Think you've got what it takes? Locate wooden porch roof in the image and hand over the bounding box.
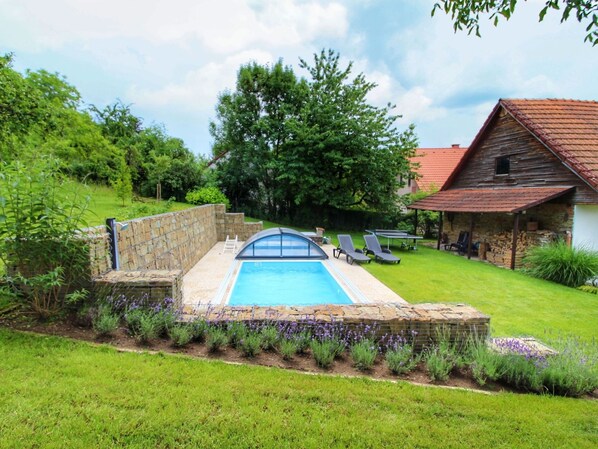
[409,186,574,213]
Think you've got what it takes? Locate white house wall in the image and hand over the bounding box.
[572,205,598,251]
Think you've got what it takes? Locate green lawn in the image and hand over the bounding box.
[1,329,596,449]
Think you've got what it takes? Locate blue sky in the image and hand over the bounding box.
[1,0,596,156]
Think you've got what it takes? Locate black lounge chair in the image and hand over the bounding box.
[445,231,469,255]
[363,235,401,264]
[333,235,371,265]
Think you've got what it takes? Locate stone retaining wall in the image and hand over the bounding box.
[94,270,183,309]
[185,303,490,349]
[86,204,262,304]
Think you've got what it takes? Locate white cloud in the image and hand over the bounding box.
[0,0,348,53]
[128,50,275,112]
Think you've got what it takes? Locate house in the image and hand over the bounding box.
[397,145,467,195]
[410,99,598,269]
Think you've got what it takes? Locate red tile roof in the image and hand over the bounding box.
[445,99,598,191]
[501,99,598,191]
[410,147,466,191]
[410,187,574,213]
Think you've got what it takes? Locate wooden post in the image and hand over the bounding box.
[436,211,443,250]
[414,209,419,235]
[467,213,475,259]
[511,213,520,270]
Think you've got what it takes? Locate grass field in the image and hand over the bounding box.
[1,329,596,449]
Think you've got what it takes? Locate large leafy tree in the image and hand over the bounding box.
[432,0,598,45]
[211,50,417,221]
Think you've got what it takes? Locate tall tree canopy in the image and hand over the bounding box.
[432,0,598,45]
[210,50,417,223]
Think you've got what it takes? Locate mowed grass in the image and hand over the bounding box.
[1,329,597,449]
[321,234,598,341]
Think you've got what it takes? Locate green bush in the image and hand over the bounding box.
[350,339,378,371]
[279,338,300,360]
[385,344,419,375]
[523,241,598,287]
[260,326,279,351]
[135,312,161,344]
[467,340,503,386]
[226,322,248,349]
[295,331,312,354]
[191,318,209,342]
[240,332,262,358]
[577,285,598,294]
[92,305,119,337]
[206,327,229,353]
[310,340,335,369]
[169,324,193,347]
[185,187,230,210]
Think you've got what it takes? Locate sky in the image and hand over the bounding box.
[1,0,596,156]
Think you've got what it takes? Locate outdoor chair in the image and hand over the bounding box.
[445,231,469,255]
[333,235,371,265]
[363,234,400,264]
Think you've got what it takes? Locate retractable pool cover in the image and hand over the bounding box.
[235,228,328,260]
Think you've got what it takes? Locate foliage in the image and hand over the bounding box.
[185,186,230,209]
[279,338,300,360]
[260,325,279,351]
[399,190,439,237]
[577,284,598,294]
[191,318,209,342]
[240,332,263,358]
[310,340,336,369]
[523,240,598,287]
[206,326,229,352]
[467,339,503,386]
[0,158,90,318]
[111,159,133,206]
[169,324,193,348]
[119,197,176,221]
[432,0,598,45]
[425,330,461,381]
[92,305,120,337]
[211,50,417,222]
[385,342,420,375]
[350,339,378,371]
[226,321,248,349]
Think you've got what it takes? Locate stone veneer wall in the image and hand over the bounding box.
[187,303,490,350]
[86,204,262,307]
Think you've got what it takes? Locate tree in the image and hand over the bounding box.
[432,0,598,45]
[210,50,417,222]
[111,160,133,206]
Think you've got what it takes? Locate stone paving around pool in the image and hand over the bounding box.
[182,241,407,309]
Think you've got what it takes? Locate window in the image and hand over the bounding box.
[495,156,510,175]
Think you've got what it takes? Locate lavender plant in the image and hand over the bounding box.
[260,325,279,351]
[350,338,378,371]
[92,305,119,337]
[206,326,229,353]
[191,318,209,342]
[385,336,420,375]
[226,322,248,349]
[279,338,300,360]
[169,324,193,347]
[310,340,335,369]
[240,332,262,358]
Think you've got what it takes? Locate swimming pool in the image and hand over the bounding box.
[227,261,353,306]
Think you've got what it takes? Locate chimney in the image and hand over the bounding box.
[451,144,460,148]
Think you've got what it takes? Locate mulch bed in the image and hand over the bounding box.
[1,312,511,394]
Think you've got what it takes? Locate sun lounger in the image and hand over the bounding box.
[333,235,371,265]
[363,234,401,264]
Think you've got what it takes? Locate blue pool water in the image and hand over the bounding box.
[228,261,353,306]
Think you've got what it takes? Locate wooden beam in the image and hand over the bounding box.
[467,213,475,259]
[437,211,443,250]
[414,209,419,235]
[511,212,520,270]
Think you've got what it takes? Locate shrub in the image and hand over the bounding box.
[385,343,419,375]
[92,305,119,337]
[124,308,145,335]
[155,308,178,337]
[226,322,248,349]
[260,325,279,351]
[330,338,346,359]
[425,346,456,382]
[467,340,503,386]
[310,340,335,369]
[578,285,598,294]
[240,332,262,358]
[350,339,378,371]
[497,353,543,392]
[279,338,300,360]
[523,240,598,287]
[206,327,229,353]
[295,331,312,354]
[135,312,161,344]
[185,187,230,210]
[169,324,193,347]
[191,318,209,342]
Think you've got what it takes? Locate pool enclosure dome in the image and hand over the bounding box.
[236,228,328,260]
